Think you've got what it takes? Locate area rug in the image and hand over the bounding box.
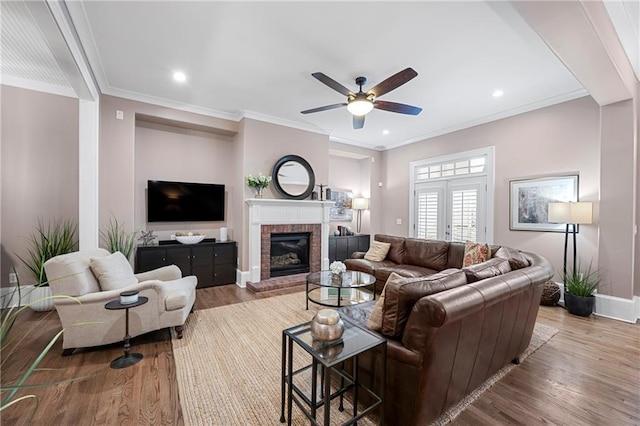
[172,293,558,425]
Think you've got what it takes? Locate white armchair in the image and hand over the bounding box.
[43,248,197,355]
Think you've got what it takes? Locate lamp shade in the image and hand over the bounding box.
[347,100,374,116]
[352,197,369,210]
[548,202,593,224]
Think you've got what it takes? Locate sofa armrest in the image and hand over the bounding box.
[351,251,366,259]
[135,265,182,282]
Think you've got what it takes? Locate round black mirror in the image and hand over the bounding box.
[272,155,315,200]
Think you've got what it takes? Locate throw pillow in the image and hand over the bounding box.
[461,258,512,283]
[364,240,392,262]
[494,246,530,270]
[462,241,491,267]
[90,251,138,291]
[366,272,401,331]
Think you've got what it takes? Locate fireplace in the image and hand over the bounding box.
[270,232,310,277]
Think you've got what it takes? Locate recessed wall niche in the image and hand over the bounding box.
[133,116,234,240]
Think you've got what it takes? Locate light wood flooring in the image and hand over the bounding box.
[1,285,638,425]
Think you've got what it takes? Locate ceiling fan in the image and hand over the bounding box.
[301,67,422,129]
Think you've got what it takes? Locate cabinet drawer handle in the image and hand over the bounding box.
[162,258,166,261]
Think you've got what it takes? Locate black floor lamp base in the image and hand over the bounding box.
[110,353,143,369]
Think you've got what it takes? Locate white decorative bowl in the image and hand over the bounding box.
[176,234,205,244]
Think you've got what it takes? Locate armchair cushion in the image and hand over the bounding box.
[90,251,138,291]
[44,249,108,297]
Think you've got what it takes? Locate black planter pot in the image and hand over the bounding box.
[564,292,595,317]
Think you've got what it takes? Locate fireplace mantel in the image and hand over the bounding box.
[246,199,333,284]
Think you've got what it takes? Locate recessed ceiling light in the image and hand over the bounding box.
[382,129,390,135]
[492,90,504,98]
[173,71,187,82]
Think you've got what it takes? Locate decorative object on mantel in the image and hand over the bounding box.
[271,155,315,200]
[246,173,272,198]
[316,184,326,200]
[310,309,344,341]
[175,232,205,244]
[139,230,157,246]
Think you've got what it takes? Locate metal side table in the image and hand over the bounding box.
[281,316,386,426]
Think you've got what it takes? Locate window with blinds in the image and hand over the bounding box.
[451,189,478,242]
[416,191,439,240]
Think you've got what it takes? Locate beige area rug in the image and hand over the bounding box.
[172,293,558,425]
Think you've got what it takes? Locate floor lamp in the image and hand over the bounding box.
[548,201,593,286]
[352,197,369,234]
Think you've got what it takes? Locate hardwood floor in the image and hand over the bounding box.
[1,284,638,425]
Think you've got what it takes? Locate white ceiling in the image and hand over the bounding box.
[3,1,637,150]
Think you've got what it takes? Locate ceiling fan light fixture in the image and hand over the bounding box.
[347,99,374,116]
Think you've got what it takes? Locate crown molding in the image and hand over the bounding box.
[101,86,240,121]
[240,110,329,136]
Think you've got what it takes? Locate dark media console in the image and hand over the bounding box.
[135,240,237,288]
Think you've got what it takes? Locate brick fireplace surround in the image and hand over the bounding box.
[261,224,320,279]
[246,199,333,286]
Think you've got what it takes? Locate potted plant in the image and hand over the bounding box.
[16,219,78,311]
[100,215,137,260]
[563,261,600,317]
[246,173,272,198]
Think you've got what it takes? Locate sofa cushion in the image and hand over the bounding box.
[367,272,400,331]
[345,258,396,277]
[376,264,439,281]
[90,251,138,291]
[494,246,530,270]
[382,268,467,338]
[364,240,391,261]
[462,258,512,283]
[463,241,491,267]
[374,234,406,264]
[403,238,450,271]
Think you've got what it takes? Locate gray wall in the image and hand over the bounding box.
[1,85,79,285]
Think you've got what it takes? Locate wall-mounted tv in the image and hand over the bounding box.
[147,180,225,222]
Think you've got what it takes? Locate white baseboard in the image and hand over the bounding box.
[236,270,249,288]
[557,283,639,324]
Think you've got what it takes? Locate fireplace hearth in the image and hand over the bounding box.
[270,232,310,277]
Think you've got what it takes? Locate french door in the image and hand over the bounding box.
[414,176,486,242]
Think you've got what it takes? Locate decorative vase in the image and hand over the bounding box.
[310,309,344,341]
[29,285,55,312]
[564,292,595,317]
[254,187,263,198]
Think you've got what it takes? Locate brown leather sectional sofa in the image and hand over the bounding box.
[340,235,554,425]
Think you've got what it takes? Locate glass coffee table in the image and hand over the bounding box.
[305,270,376,310]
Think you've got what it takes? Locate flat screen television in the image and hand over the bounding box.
[147,180,225,222]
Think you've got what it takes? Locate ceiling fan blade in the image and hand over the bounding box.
[368,68,418,98]
[301,103,347,114]
[353,115,365,129]
[374,100,422,115]
[312,72,353,96]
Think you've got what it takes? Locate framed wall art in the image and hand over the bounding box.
[509,175,578,232]
[328,189,353,222]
